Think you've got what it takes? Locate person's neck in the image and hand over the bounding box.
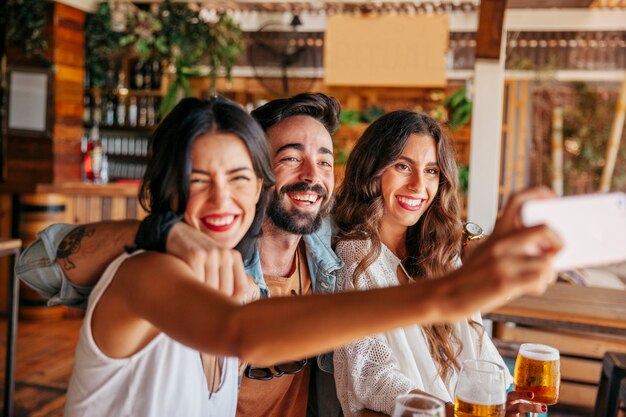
[378,221,408,260]
[258,219,302,277]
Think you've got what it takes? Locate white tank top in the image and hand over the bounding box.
[64,251,238,417]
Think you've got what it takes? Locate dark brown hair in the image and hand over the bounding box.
[251,92,341,134]
[335,110,481,381]
[139,96,275,264]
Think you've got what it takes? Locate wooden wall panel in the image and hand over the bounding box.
[3,2,84,192]
[53,2,85,25]
[50,2,85,185]
[0,137,53,193]
[63,195,145,224]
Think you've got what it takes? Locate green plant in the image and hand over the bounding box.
[444,87,472,130]
[339,110,362,126]
[6,0,50,65]
[561,82,626,193]
[361,106,385,123]
[119,9,167,61]
[458,165,469,194]
[340,107,386,126]
[85,1,245,114]
[206,13,244,88]
[86,4,126,87]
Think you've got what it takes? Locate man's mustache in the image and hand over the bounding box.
[279,182,327,199]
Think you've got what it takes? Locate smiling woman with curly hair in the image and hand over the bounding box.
[333,110,547,417]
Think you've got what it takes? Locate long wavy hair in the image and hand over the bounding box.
[335,110,480,382]
[139,96,275,265]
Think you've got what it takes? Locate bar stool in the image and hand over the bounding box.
[0,239,21,417]
[593,351,626,417]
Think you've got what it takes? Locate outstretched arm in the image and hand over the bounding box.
[100,220,561,366]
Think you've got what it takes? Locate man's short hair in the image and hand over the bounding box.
[251,93,341,135]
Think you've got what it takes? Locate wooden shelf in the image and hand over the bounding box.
[36,181,141,197]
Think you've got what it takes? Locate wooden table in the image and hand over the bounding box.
[485,282,626,410]
[0,239,21,417]
[485,283,626,337]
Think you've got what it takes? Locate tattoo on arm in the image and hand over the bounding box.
[56,226,96,271]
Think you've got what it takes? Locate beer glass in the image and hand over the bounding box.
[514,343,560,416]
[454,360,506,417]
[392,393,445,417]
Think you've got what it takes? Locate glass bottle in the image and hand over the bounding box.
[83,70,92,125]
[147,96,156,126]
[84,124,104,182]
[134,61,144,89]
[138,96,148,126]
[129,96,138,127]
[152,59,161,90]
[93,95,102,125]
[104,93,116,127]
[116,95,126,126]
[143,61,152,90]
[83,91,92,126]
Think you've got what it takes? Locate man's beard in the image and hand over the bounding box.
[267,182,332,235]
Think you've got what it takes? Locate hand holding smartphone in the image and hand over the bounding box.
[521,192,626,271]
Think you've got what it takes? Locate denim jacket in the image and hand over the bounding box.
[16,223,94,310]
[245,217,344,374]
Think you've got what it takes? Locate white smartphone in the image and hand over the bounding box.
[521,192,626,271]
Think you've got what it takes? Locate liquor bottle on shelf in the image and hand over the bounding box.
[93,95,102,126]
[104,93,116,127]
[83,70,93,125]
[106,63,117,90]
[116,95,126,126]
[133,60,144,90]
[143,61,152,90]
[84,124,104,183]
[129,96,138,127]
[83,91,92,126]
[138,96,148,127]
[117,69,126,91]
[147,97,156,126]
[152,60,161,90]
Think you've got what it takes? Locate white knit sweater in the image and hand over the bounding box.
[333,239,512,417]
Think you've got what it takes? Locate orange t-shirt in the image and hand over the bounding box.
[236,244,313,417]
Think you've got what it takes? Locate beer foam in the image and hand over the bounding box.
[520,343,560,362]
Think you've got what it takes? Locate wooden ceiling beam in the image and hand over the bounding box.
[475,0,507,60]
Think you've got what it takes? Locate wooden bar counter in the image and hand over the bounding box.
[35,181,146,225]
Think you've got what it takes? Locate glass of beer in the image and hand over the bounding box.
[513,343,560,414]
[392,393,445,417]
[454,360,506,417]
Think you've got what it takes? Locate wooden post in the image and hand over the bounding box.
[467,0,508,232]
[599,75,626,192]
[551,107,564,196]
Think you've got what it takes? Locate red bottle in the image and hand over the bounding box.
[84,124,103,182]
